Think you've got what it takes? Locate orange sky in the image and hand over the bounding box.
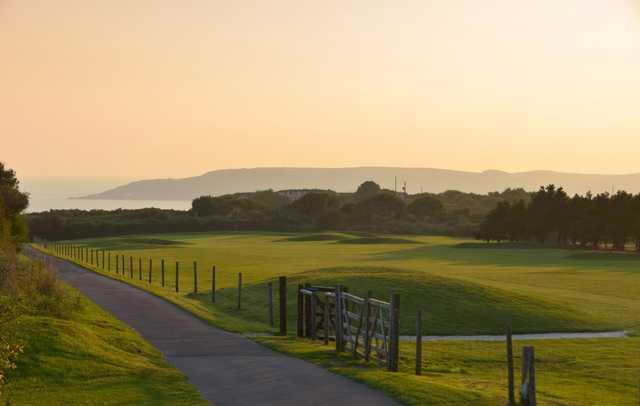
[2,0,640,179]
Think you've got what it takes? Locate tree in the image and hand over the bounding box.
[288,192,340,220]
[355,181,381,200]
[408,196,444,221]
[0,163,29,246]
[353,192,406,222]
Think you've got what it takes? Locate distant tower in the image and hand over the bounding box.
[394,176,397,194]
[402,181,407,195]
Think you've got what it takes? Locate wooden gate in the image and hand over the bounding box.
[298,285,399,371]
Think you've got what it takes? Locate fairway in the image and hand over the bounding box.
[52,232,640,336]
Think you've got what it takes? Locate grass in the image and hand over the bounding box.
[1,284,207,405]
[35,232,640,404]
[44,232,640,336]
[255,336,640,406]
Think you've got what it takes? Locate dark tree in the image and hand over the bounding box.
[355,181,381,200]
[408,196,444,221]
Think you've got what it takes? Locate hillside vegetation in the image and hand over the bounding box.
[28,183,530,240]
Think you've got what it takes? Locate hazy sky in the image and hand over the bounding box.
[2,0,640,180]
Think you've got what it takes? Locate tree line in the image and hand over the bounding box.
[28,182,530,240]
[477,184,640,250]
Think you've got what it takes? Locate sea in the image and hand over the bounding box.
[21,177,191,213]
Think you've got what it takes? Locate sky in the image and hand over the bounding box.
[2,0,640,181]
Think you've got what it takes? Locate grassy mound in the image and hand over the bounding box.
[78,237,190,251]
[336,237,420,245]
[278,234,347,242]
[454,242,538,249]
[121,237,186,246]
[1,291,205,405]
[200,266,608,335]
[289,267,606,335]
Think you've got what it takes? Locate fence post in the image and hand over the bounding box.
[507,325,516,406]
[193,261,198,293]
[121,255,125,275]
[267,282,274,327]
[116,254,119,273]
[102,250,105,269]
[148,258,153,283]
[416,310,422,375]
[310,292,317,340]
[161,259,165,287]
[279,276,287,336]
[211,265,216,302]
[108,252,111,271]
[521,346,536,406]
[304,283,312,338]
[138,258,142,280]
[297,284,304,337]
[237,272,242,310]
[323,295,330,345]
[364,290,372,362]
[175,262,179,293]
[388,293,400,372]
[335,285,344,353]
[129,256,133,278]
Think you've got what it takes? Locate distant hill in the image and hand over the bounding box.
[76,167,640,201]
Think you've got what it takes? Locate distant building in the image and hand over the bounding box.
[277,189,333,202]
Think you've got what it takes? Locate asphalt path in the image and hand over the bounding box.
[26,248,398,406]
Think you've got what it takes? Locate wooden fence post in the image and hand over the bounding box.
[116,254,119,273]
[304,283,312,337]
[507,325,516,406]
[121,255,124,275]
[148,258,153,283]
[193,261,198,293]
[388,293,400,372]
[129,256,133,278]
[279,276,287,336]
[102,250,105,269]
[211,265,216,302]
[416,309,422,375]
[323,296,330,345]
[237,272,243,310]
[297,284,304,337]
[364,290,372,362]
[161,259,165,287]
[267,282,274,327]
[310,292,317,340]
[138,258,142,280]
[175,262,179,293]
[521,346,536,406]
[335,285,344,353]
[107,252,111,271]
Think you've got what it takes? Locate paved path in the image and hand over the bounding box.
[27,248,397,406]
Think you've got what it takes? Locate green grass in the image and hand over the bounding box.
[45,232,640,336]
[1,285,207,406]
[255,336,640,406]
[37,232,640,405]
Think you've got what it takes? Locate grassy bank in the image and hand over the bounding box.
[0,257,206,405]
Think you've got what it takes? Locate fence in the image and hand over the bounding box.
[298,284,400,371]
[40,240,541,401]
